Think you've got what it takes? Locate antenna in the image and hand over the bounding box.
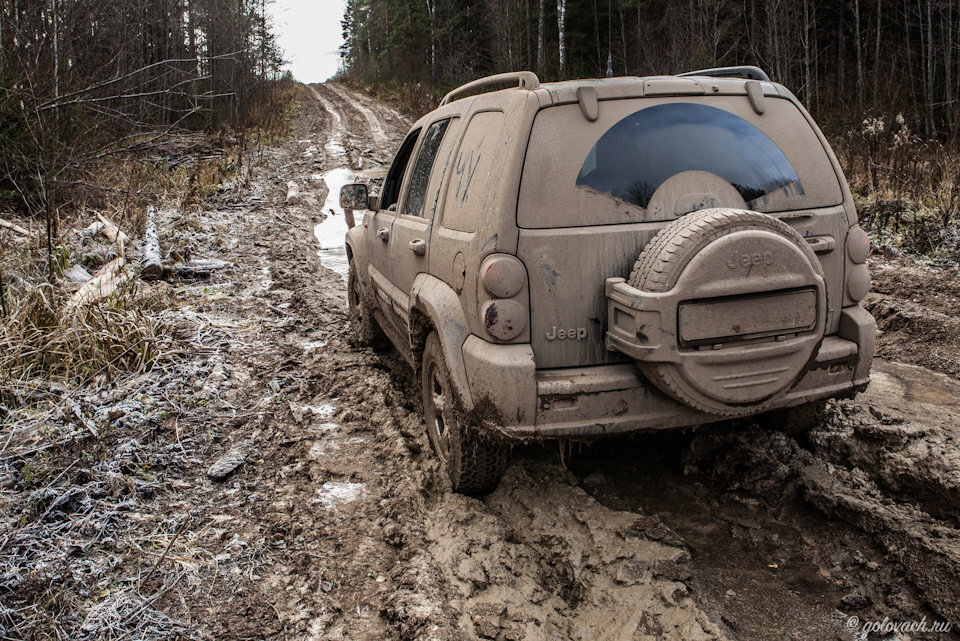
[606,0,613,77]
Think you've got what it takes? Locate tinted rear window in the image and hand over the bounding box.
[518,96,843,228]
[577,103,803,209]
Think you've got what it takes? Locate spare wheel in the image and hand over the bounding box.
[616,208,826,416]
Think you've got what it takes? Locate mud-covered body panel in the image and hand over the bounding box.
[344,70,875,438]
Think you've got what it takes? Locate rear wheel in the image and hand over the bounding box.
[421,333,508,494]
[348,261,387,348]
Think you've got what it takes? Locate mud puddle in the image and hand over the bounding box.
[568,433,853,640]
[313,166,387,277]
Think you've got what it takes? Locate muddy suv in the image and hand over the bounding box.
[340,67,876,494]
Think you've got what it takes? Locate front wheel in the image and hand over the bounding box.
[347,261,387,348]
[421,333,508,494]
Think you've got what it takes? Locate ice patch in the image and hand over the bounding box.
[304,403,336,419]
[308,441,339,458]
[315,481,365,507]
[302,340,328,352]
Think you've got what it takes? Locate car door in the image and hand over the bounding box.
[387,117,461,325]
[367,127,421,336]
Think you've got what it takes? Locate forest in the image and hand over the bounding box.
[0,0,287,217]
[341,0,960,258]
[341,0,959,136]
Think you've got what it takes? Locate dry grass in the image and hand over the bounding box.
[835,115,960,261]
[0,284,181,389]
[337,74,442,119]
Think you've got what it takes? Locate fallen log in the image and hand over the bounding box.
[141,205,164,280]
[285,181,300,204]
[95,213,129,258]
[66,256,132,309]
[174,258,232,279]
[0,218,30,237]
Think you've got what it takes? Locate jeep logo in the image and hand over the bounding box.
[546,326,587,341]
[726,251,773,270]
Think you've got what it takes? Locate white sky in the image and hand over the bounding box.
[269,0,348,84]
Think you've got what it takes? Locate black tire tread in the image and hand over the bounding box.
[422,333,508,494]
[348,261,388,348]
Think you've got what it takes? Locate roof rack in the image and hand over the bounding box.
[440,71,541,106]
[677,66,771,82]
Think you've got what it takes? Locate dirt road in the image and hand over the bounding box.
[3,84,958,640]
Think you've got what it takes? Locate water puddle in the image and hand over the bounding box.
[314,166,388,278]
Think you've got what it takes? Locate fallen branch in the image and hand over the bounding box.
[141,206,164,280]
[174,259,232,279]
[0,218,31,237]
[95,213,129,258]
[285,181,300,204]
[66,256,132,309]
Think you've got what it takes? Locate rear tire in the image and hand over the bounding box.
[627,208,825,416]
[421,333,508,494]
[348,261,387,348]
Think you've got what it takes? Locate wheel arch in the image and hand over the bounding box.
[409,273,475,412]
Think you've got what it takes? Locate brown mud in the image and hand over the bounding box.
[1,83,958,640]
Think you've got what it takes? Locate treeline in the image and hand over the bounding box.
[341,0,960,138]
[0,0,286,214]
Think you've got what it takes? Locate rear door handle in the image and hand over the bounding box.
[409,239,426,256]
[377,228,390,241]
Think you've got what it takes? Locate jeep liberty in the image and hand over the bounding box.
[339,67,876,494]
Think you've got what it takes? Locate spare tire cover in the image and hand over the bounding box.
[629,208,826,415]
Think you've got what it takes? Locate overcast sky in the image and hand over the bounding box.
[269,0,347,84]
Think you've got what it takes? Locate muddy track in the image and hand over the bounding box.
[6,84,958,640]
[229,84,959,640]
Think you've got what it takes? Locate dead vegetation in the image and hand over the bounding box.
[836,115,960,262]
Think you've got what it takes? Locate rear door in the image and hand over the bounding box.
[516,96,847,369]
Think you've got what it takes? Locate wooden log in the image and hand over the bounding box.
[285,181,300,203]
[66,256,132,309]
[95,213,129,258]
[174,259,232,279]
[0,218,30,237]
[141,205,163,280]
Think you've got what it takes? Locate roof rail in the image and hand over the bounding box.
[677,66,771,82]
[440,71,541,106]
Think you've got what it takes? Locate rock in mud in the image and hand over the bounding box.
[207,439,252,480]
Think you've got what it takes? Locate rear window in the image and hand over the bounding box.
[518,97,843,228]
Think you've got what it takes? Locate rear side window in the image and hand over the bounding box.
[577,103,803,208]
[441,111,504,233]
[403,119,450,217]
[518,97,843,228]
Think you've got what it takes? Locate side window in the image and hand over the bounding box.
[403,119,452,218]
[441,111,504,233]
[423,117,461,220]
[381,128,421,211]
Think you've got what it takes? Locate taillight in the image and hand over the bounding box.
[846,225,870,264]
[479,254,527,341]
[481,255,525,298]
[845,225,871,302]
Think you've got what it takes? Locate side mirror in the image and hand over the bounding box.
[339,183,369,210]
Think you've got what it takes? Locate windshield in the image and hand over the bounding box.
[576,103,803,209]
[518,96,843,228]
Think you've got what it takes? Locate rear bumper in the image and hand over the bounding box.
[461,304,875,440]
